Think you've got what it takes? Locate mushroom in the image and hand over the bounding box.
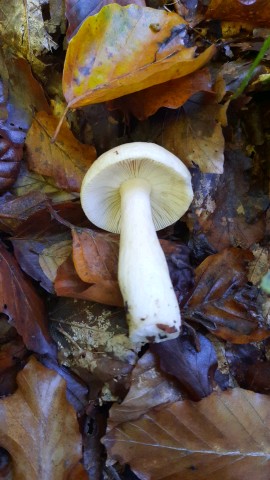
[80,142,193,345]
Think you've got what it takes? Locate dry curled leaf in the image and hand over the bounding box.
[103,388,270,480]
[26,111,96,192]
[63,4,216,109]
[0,357,85,480]
[184,247,270,343]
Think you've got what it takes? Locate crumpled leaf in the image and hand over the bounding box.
[0,191,49,234]
[66,0,146,40]
[157,93,225,173]
[109,68,213,120]
[103,388,270,480]
[0,357,85,480]
[206,0,270,27]
[63,4,216,109]
[184,247,270,343]
[152,330,217,400]
[0,242,55,356]
[55,255,123,306]
[108,350,182,427]
[26,111,96,192]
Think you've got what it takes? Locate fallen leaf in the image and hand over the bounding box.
[157,93,225,173]
[206,0,270,27]
[0,242,55,355]
[39,239,73,283]
[103,388,270,480]
[109,68,213,120]
[26,111,96,192]
[66,0,146,40]
[109,350,182,427]
[0,335,28,397]
[55,255,123,306]
[72,227,119,283]
[0,191,49,234]
[63,4,216,109]
[0,357,85,480]
[152,330,217,400]
[184,247,270,343]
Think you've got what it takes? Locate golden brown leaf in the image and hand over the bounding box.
[0,357,85,480]
[26,111,96,192]
[103,388,270,480]
[63,4,216,109]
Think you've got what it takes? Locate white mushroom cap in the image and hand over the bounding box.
[80,142,193,233]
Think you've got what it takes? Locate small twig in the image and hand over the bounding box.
[231,35,270,100]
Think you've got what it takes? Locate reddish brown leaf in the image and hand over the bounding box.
[0,357,86,480]
[152,330,217,400]
[206,0,270,26]
[66,0,146,40]
[26,111,96,192]
[103,388,270,480]
[0,335,28,396]
[0,242,55,355]
[72,228,119,283]
[184,248,270,343]
[55,255,123,306]
[109,68,213,120]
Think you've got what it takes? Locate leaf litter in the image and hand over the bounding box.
[0,1,270,479]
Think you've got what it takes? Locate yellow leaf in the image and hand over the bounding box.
[63,4,216,109]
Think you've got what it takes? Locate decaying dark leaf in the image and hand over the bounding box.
[0,129,23,193]
[184,247,270,343]
[152,330,217,400]
[206,0,270,26]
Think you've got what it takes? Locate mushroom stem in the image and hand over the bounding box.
[119,177,181,344]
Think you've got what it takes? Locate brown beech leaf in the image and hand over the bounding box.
[72,228,119,283]
[152,330,217,400]
[109,350,181,427]
[26,111,96,192]
[0,242,55,355]
[0,333,28,397]
[184,248,270,343]
[0,191,49,234]
[66,0,146,40]
[55,255,123,306]
[109,68,213,120]
[103,388,270,480]
[206,0,270,27]
[0,357,85,480]
[157,93,225,174]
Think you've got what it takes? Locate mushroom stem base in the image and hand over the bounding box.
[119,177,181,345]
